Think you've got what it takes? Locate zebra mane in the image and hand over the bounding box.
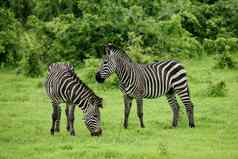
[108,44,132,62]
[90,96,103,108]
[48,63,74,73]
[70,71,103,108]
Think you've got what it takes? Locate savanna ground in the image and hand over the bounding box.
[0,56,238,159]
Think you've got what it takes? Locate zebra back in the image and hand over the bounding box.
[100,44,189,98]
[46,63,102,108]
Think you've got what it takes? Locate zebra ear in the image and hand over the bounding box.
[48,64,53,72]
[68,64,74,72]
[105,43,113,55]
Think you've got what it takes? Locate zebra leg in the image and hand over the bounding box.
[55,106,61,132]
[123,95,133,129]
[166,91,180,127]
[65,104,70,132]
[68,104,76,136]
[136,98,145,128]
[50,103,59,135]
[176,89,195,128]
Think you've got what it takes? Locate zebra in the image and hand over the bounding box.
[45,63,103,136]
[96,43,195,129]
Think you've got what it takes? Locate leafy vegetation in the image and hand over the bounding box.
[0,1,238,158]
[0,0,238,76]
[214,52,237,69]
[206,81,227,97]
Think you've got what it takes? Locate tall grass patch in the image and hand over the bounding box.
[206,81,227,97]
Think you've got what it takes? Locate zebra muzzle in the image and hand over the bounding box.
[95,72,105,83]
[91,128,102,136]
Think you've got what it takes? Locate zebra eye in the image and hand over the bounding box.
[103,61,108,64]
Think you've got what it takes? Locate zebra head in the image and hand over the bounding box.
[84,96,103,136]
[95,43,119,83]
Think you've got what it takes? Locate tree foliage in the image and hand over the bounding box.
[0,8,21,66]
[0,0,237,76]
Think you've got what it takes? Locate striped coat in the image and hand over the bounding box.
[96,44,195,129]
[45,63,103,136]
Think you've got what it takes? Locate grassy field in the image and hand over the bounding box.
[0,56,238,159]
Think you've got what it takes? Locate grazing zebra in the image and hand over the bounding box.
[45,63,103,136]
[96,44,195,128]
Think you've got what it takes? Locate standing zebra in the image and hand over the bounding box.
[45,63,103,136]
[96,44,195,128]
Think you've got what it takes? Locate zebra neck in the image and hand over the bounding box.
[79,96,92,113]
[73,85,95,111]
[79,93,99,114]
[115,60,136,91]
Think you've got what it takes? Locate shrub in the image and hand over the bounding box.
[204,37,238,54]
[206,81,227,97]
[126,32,153,64]
[214,52,237,69]
[203,38,215,54]
[0,8,21,65]
[157,15,203,57]
[19,32,43,77]
[81,58,100,82]
[20,52,43,78]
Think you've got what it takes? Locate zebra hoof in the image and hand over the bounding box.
[189,123,195,128]
[172,123,178,128]
[123,124,128,129]
[50,129,54,135]
[141,125,145,128]
[70,131,75,136]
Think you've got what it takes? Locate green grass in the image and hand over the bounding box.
[0,56,238,159]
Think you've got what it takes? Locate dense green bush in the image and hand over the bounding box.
[0,0,238,77]
[0,8,21,66]
[19,32,44,77]
[214,52,237,69]
[204,37,238,54]
[126,32,152,63]
[206,81,227,97]
[20,52,43,77]
[80,58,100,82]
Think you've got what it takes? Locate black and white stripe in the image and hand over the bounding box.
[96,44,195,128]
[45,63,103,136]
